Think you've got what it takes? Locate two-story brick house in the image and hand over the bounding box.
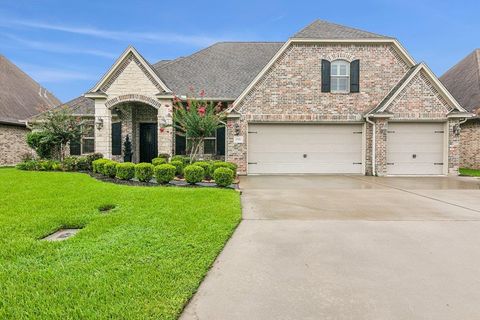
[56,20,470,175]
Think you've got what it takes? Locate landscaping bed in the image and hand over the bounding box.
[0,168,241,319]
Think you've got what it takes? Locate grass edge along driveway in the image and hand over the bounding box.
[0,168,241,320]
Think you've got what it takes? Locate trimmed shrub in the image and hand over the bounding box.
[183,165,204,184]
[62,156,78,171]
[16,160,39,171]
[154,164,176,184]
[92,159,110,174]
[116,162,135,180]
[103,161,117,178]
[86,153,103,171]
[171,155,191,165]
[157,153,170,161]
[193,161,213,180]
[135,163,154,182]
[170,160,184,176]
[76,156,89,171]
[212,161,237,177]
[214,167,234,187]
[152,157,167,166]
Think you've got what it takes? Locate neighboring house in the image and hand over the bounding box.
[60,20,470,176]
[0,55,60,166]
[440,49,480,169]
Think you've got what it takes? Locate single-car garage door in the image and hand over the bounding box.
[387,122,445,175]
[247,123,363,174]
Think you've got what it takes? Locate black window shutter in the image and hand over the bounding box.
[112,122,122,155]
[70,139,81,155]
[216,126,225,156]
[350,59,360,93]
[321,59,331,92]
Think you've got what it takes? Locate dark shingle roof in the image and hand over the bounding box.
[0,55,61,125]
[293,19,392,40]
[153,42,283,99]
[440,49,480,113]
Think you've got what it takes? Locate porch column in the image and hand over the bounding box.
[94,97,112,159]
[157,98,174,156]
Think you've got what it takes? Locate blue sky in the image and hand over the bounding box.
[0,0,478,103]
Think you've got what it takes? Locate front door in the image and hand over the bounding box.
[139,123,158,163]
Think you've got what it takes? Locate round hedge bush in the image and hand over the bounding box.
[92,159,110,174]
[183,165,205,184]
[154,164,176,184]
[116,162,135,180]
[170,160,184,176]
[193,161,213,180]
[103,161,118,178]
[152,157,167,166]
[213,167,234,187]
[135,162,154,182]
[76,156,89,171]
[212,161,237,177]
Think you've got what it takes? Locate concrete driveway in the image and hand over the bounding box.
[181,175,480,320]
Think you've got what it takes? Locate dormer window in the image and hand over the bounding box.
[331,60,350,93]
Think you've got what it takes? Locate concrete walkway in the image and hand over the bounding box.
[181,175,480,320]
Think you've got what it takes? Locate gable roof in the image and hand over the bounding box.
[0,55,61,126]
[88,46,171,94]
[369,63,467,115]
[293,19,392,40]
[440,49,480,113]
[152,42,283,99]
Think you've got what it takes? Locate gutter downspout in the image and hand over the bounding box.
[365,115,376,176]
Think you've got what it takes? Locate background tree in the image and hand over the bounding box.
[30,107,84,161]
[172,91,226,162]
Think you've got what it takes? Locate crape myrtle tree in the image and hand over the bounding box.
[172,90,226,163]
[28,107,84,161]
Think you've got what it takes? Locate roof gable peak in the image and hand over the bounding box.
[292,19,392,40]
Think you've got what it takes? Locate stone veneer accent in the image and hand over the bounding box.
[93,54,173,160]
[0,124,33,166]
[228,43,461,175]
[460,119,480,169]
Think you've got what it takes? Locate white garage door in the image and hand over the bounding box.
[387,123,445,175]
[247,123,363,174]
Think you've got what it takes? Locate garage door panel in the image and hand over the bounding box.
[387,123,444,175]
[248,124,363,174]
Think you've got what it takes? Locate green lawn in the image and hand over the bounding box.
[0,168,241,319]
[459,168,480,177]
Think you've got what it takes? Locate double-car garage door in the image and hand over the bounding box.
[248,124,364,174]
[247,122,445,175]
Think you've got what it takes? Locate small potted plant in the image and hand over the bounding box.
[123,135,133,162]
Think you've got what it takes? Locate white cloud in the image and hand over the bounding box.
[2,19,225,47]
[16,63,96,83]
[0,33,117,58]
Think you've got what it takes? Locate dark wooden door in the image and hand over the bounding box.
[139,123,158,163]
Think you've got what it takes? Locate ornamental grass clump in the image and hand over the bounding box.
[154,164,176,184]
[116,162,135,180]
[183,165,204,184]
[135,163,154,182]
[213,167,234,187]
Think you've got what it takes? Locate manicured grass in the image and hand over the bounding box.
[459,168,480,177]
[0,169,241,319]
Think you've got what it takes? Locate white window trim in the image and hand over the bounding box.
[331,60,350,93]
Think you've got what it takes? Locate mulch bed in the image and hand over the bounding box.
[88,172,239,189]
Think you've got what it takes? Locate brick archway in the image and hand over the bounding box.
[105,94,162,110]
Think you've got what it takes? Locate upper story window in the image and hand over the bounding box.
[331,60,350,93]
[321,59,360,93]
